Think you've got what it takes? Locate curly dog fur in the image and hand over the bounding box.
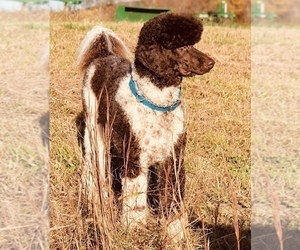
[77,13,214,244]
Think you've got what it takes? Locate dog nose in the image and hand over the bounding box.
[207,59,215,69]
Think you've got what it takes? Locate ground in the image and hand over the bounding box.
[0,11,49,249]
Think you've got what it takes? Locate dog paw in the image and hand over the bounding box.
[163,215,189,249]
[122,207,148,228]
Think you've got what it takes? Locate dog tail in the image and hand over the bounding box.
[77,26,132,72]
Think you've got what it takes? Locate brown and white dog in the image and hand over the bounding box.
[77,13,214,244]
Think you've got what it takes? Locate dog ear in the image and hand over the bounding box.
[135,45,176,76]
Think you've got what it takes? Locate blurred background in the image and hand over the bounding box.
[0,0,299,24]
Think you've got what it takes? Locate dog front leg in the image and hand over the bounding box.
[122,170,149,228]
[159,156,187,247]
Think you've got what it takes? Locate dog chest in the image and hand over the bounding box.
[116,76,185,167]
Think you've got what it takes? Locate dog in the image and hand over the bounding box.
[77,13,214,244]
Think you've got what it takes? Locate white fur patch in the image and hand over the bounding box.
[167,217,187,246]
[122,172,148,227]
[132,72,181,107]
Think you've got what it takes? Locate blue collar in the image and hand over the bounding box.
[129,77,181,112]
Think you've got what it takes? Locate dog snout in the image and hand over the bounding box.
[206,58,215,70]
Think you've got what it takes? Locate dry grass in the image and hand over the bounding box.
[50,10,250,249]
[251,25,300,249]
[0,11,49,249]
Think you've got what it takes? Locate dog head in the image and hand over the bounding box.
[135,13,215,78]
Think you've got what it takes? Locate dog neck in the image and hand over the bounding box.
[131,67,182,109]
[134,60,182,89]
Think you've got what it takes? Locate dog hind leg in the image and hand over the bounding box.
[159,134,189,248]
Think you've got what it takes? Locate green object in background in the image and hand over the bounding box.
[198,1,235,23]
[115,5,170,22]
[217,1,235,21]
[251,0,276,21]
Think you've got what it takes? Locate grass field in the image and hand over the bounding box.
[49,9,250,249]
[1,6,299,250]
[0,12,49,249]
[251,25,300,249]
